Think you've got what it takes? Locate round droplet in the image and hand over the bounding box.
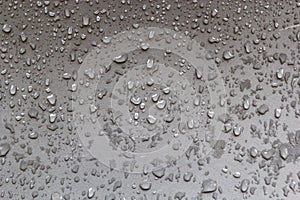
[2,24,12,33]
[139,181,152,190]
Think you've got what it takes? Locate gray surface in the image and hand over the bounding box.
[0,0,300,199]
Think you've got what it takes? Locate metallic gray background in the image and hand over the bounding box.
[0,0,300,199]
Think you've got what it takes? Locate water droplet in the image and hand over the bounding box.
[0,143,10,157]
[202,179,217,193]
[2,24,12,33]
[114,54,128,63]
[223,50,234,60]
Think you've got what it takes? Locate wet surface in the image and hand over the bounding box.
[1,0,300,199]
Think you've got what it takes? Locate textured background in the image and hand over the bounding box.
[0,1,300,199]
